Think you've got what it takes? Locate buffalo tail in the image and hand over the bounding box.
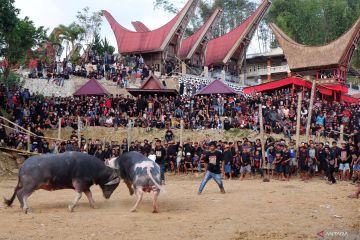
[4,181,21,207]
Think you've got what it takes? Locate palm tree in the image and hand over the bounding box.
[52,22,85,58]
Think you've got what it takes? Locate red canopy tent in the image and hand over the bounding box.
[195,80,237,95]
[243,76,358,103]
[73,78,109,96]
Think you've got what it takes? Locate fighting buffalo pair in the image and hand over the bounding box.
[4,151,162,213]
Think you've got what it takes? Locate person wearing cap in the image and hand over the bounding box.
[222,144,233,179]
[198,141,225,194]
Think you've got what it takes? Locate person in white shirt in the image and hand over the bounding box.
[148,150,156,162]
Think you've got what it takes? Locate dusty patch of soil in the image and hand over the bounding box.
[0,175,359,240]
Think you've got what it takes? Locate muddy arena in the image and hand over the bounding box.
[0,175,359,240]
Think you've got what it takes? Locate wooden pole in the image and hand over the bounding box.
[180,119,184,147]
[305,79,316,141]
[127,119,131,151]
[0,116,36,136]
[77,116,81,148]
[295,92,302,149]
[340,125,344,143]
[27,127,31,152]
[58,117,62,140]
[258,104,266,169]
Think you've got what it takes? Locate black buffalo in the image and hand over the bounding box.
[108,151,162,213]
[4,152,120,213]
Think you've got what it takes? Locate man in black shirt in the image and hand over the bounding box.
[198,142,225,194]
[155,139,167,184]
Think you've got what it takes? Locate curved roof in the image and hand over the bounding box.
[102,0,198,54]
[179,8,222,60]
[131,21,150,32]
[205,0,271,66]
[270,17,360,71]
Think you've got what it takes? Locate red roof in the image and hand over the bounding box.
[131,21,150,32]
[195,79,237,95]
[243,77,349,97]
[73,78,109,96]
[127,74,178,96]
[141,74,166,90]
[341,94,360,104]
[179,8,222,60]
[103,0,197,54]
[205,0,271,66]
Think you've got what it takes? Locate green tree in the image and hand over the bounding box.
[55,22,85,49]
[91,33,115,56]
[154,0,255,38]
[0,0,46,86]
[267,0,360,68]
[76,7,103,46]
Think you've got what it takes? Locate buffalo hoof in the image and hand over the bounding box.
[23,208,31,214]
[68,205,75,212]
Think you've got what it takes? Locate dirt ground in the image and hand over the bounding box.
[0,175,359,240]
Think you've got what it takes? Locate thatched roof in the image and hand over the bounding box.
[270,17,360,71]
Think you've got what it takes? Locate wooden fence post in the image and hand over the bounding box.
[180,119,184,146]
[340,125,344,143]
[127,119,132,151]
[27,127,31,152]
[58,117,62,140]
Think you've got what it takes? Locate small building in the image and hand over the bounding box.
[126,74,178,97]
[245,47,289,83]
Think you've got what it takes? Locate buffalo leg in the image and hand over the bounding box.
[16,189,24,209]
[130,188,143,212]
[84,191,96,209]
[125,181,134,195]
[152,190,160,213]
[68,192,82,212]
[22,194,31,214]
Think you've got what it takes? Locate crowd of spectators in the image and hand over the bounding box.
[1,82,359,187]
[1,85,359,141]
[26,51,152,88]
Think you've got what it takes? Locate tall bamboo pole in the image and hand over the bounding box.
[258,104,266,169]
[127,119,132,151]
[77,116,81,148]
[180,119,184,146]
[305,79,316,141]
[340,125,344,143]
[58,118,62,140]
[295,92,303,149]
[27,127,31,152]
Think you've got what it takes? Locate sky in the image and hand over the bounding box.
[14,0,262,55]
